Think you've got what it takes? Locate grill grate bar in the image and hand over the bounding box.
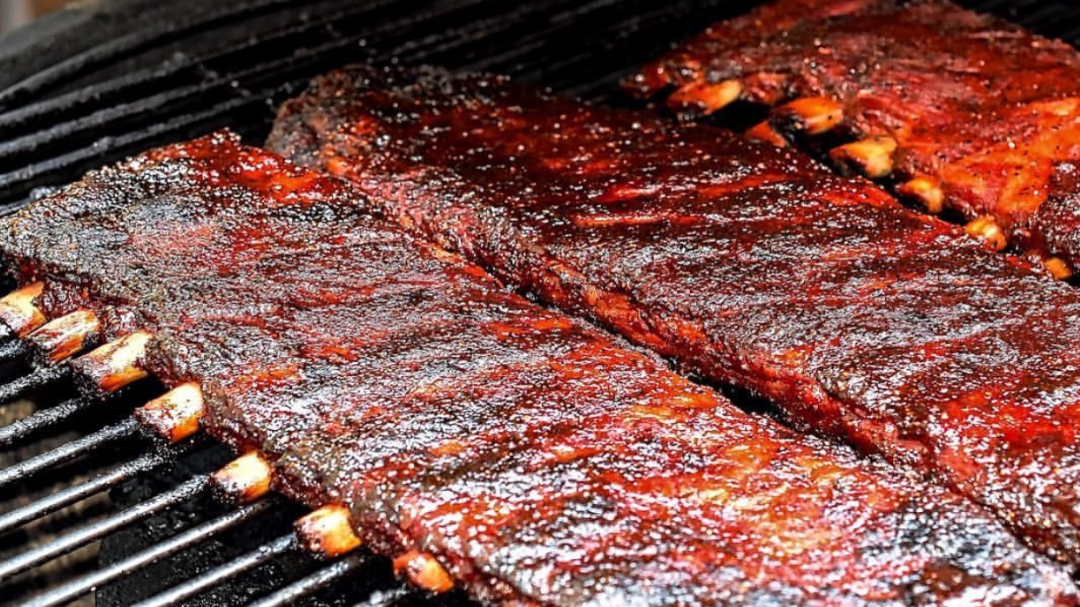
[0,0,517,146]
[0,450,171,535]
[0,90,273,213]
[459,1,680,77]
[0,0,573,210]
[548,1,726,96]
[0,0,701,212]
[0,364,71,405]
[0,45,331,168]
[133,533,301,607]
[448,0,636,71]
[0,0,513,170]
[0,474,209,579]
[0,0,727,212]
[0,337,27,361]
[391,0,591,63]
[0,397,97,449]
[0,0,637,211]
[245,553,377,607]
[0,0,422,135]
[558,0,747,98]
[0,416,141,490]
[0,0,307,108]
[366,0,571,62]
[351,587,413,607]
[18,499,278,607]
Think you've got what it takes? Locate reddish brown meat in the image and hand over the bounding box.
[269,66,1080,567]
[6,133,1072,605]
[626,0,1080,274]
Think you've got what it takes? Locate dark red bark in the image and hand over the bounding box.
[270,66,1080,566]
[5,132,1070,604]
[627,0,1080,271]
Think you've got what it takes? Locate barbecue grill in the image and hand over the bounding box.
[2,1,1080,605]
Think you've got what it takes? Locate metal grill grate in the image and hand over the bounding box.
[2,1,1080,606]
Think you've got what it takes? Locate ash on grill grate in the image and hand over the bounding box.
[4,0,1080,606]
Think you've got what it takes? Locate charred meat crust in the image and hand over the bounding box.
[627,0,1080,271]
[269,65,1080,567]
[1,132,1077,605]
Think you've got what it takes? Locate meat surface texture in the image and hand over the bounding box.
[269,66,1080,567]
[626,0,1080,273]
[6,133,1074,605]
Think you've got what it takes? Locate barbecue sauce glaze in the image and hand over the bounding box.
[270,66,1080,567]
[2,132,1076,605]
[629,0,1080,271]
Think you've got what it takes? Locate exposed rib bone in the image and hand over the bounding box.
[134,383,205,443]
[295,505,362,558]
[965,216,1007,251]
[211,451,273,504]
[772,97,844,135]
[745,120,789,148]
[668,80,743,116]
[829,136,897,178]
[897,176,945,214]
[72,330,152,393]
[26,310,100,363]
[393,550,454,593]
[0,282,46,336]
[1044,257,1073,281]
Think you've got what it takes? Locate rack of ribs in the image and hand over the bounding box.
[7,132,1072,604]
[269,65,1080,567]
[625,0,1080,279]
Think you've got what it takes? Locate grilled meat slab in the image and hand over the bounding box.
[269,66,1080,566]
[626,0,1080,273]
[6,133,1072,605]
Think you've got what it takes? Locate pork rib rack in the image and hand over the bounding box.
[6,132,1071,604]
[626,0,1080,278]
[270,66,1080,566]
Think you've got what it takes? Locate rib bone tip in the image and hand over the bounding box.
[74,330,153,393]
[26,309,100,362]
[211,451,272,504]
[134,382,205,443]
[295,504,362,558]
[667,79,743,116]
[897,176,945,214]
[0,282,47,336]
[829,136,897,178]
[773,97,844,135]
[745,120,789,148]
[394,550,455,593]
[1044,257,1073,281]
[964,216,1007,251]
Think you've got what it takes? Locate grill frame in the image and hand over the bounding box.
[3,0,1080,605]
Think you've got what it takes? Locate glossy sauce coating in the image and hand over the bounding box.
[628,0,1080,270]
[4,133,1070,605]
[269,66,1080,567]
